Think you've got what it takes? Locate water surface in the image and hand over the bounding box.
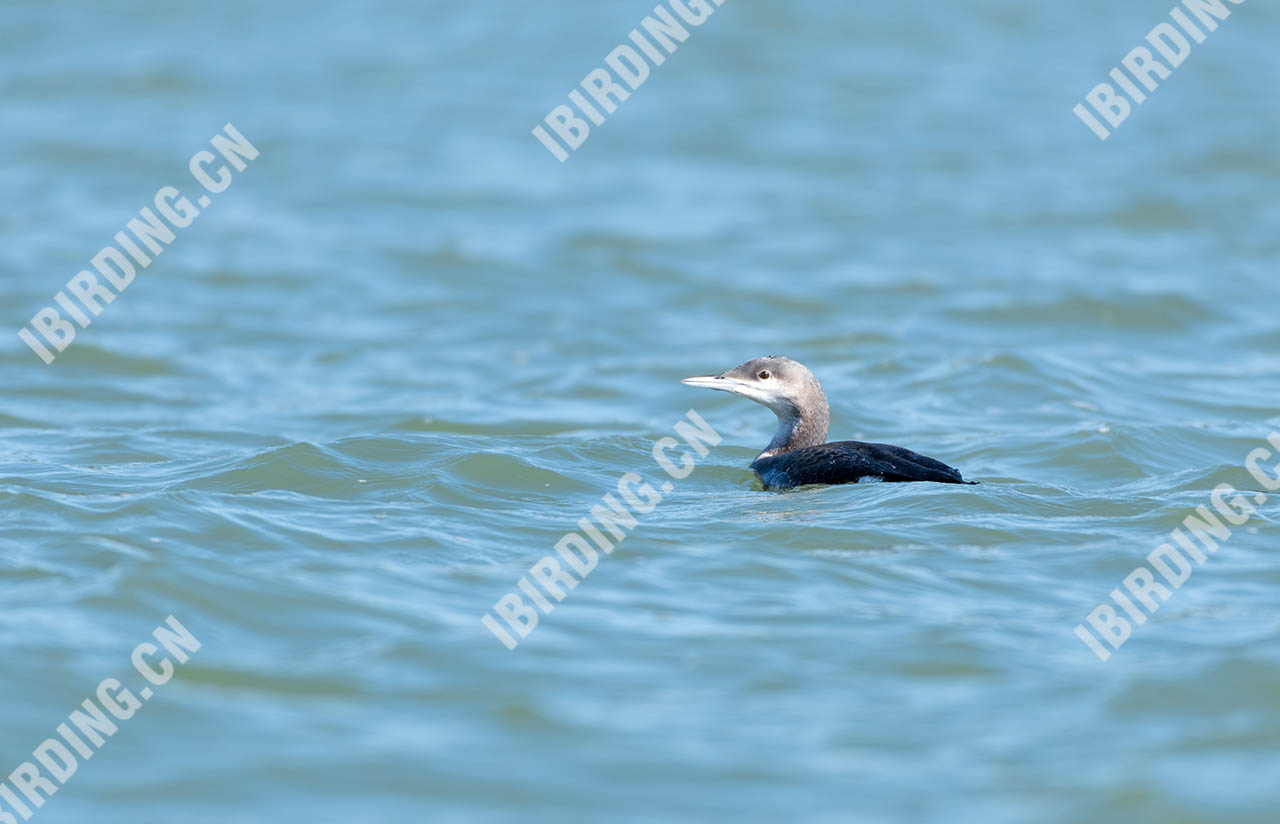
[2,1,1279,821]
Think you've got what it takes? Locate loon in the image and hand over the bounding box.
[681,356,976,490]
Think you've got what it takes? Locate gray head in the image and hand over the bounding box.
[681,356,830,456]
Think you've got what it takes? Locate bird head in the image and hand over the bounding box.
[680,356,826,418]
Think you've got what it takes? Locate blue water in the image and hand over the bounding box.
[2,0,1279,821]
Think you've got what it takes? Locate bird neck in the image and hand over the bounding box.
[759,402,829,459]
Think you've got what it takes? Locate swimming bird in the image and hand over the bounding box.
[681,356,976,490]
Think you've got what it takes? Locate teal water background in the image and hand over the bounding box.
[2,1,1279,821]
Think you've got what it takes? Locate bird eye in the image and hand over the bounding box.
[758,370,770,380]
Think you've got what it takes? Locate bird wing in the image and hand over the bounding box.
[752,441,971,488]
